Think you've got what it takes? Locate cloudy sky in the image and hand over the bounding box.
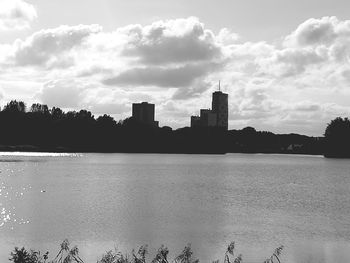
[1,0,350,135]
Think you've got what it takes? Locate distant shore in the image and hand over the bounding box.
[1,100,349,158]
[0,143,324,156]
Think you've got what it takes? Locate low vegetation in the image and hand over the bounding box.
[9,240,283,263]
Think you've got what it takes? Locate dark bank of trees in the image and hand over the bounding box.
[324,117,350,158]
[0,99,327,155]
[226,127,324,155]
[0,100,228,153]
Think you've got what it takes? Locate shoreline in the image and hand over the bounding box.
[0,145,325,156]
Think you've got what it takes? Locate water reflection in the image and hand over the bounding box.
[0,164,31,229]
[0,153,349,263]
[0,152,82,157]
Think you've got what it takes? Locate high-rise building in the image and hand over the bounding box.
[212,91,228,130]
[200,109,217,127]
[191,116,201,128]
[190,82,228,129]
[132,102,159,127]
[190,109,217,128]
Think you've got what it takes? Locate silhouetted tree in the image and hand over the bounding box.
[50,107,64,120]
[241,126,256,134]
[324,117,350,158]
[3,100,26,113]
[30,103,49,115]
[0,100,27,145]
[96,114,116,128]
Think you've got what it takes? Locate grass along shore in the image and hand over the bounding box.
[9,240,283,263]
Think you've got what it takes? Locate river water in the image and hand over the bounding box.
[0,153,349,263]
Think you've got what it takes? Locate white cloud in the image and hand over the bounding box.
[12,24,101,68]
[103,62,222,88]
[262,46,328,77]
[39,79,86,108]
[0,0,37,30]
[284,16,350,47]
[121,17,222,65]
[87,102,129,115]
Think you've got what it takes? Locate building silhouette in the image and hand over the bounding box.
[190,83,228,130]
[200,109,217,127]
[132,102,159,127]
[212,90,228,129]
[190,116,201,128]
[191,109,217,127]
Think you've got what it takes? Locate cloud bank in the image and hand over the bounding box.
[1,16,350,135]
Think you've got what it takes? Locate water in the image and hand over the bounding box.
[0,153,350,263]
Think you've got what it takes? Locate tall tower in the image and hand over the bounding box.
[212,82,228,130]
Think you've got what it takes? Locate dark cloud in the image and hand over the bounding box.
[103,62,220,88]
[172,81,210,100]
[77,66,113,77]
[341,69,350,82]
[293,102,321,112]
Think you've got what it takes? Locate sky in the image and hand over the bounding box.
[1,0,350,135]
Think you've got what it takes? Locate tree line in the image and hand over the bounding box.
[0,100,227,153]
[0,100,348,157]
[323,117,350,158]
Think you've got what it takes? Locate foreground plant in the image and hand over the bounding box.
[263,246,284,263]
[133,245,148,263]
[51,239,84,263]
[220,242,242,263]
[10,240,283,263]
[174,244,198,263]
[97,248,131,263]
[9,247,49,263]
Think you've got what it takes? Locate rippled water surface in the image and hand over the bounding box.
[0,153,350,263]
